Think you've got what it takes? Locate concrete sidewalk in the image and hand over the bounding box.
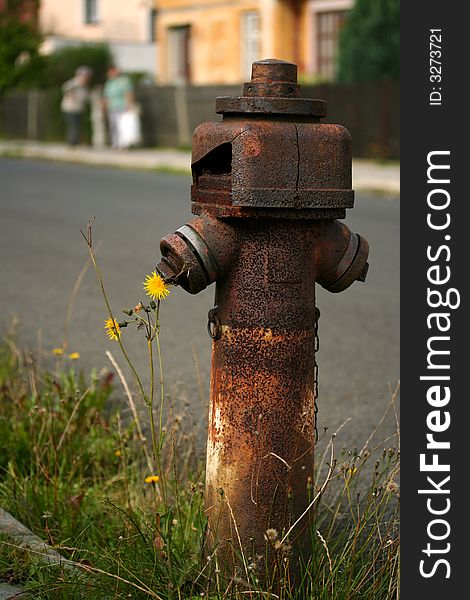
[0,140,400,196]
[0,584,25,599]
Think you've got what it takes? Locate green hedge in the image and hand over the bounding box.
[43,44,114,88]
[337,0,400,83]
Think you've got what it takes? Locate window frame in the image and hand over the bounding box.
[240,10,261,81]
[316,9,347,79]
[167,24,192,84]
[84,0,99,25]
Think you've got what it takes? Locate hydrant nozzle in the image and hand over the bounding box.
[155,59,369,587]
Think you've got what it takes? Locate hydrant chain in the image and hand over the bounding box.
[314,307,320,445]
[207,307,222,340]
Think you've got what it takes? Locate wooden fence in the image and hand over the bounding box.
[0,80,399,159]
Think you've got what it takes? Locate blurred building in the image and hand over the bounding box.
[34,0,353,84]
[39,0,158,76]
[156,0,353,84]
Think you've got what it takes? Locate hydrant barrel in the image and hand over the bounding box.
[155,59,369,586]
[206,219,320,574]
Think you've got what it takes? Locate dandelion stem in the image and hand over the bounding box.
[106,350,153,473]
[147,339,166,507]
[155,309,168,506]
[85,244,147,405]
[147,338,157,465]
[156,337,165,447]
[147,338,165,507]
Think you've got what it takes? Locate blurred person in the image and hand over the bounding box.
[103,65,134,149]
[61,66,92,147]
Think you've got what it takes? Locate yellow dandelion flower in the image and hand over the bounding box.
[52,347,64,355]
[144,475,160,484]
[114,450,122,457]
[104,318,121,341]
[68,352,80,360]
[143,271,170,301]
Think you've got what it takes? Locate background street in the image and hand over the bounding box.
[0,158,399,452]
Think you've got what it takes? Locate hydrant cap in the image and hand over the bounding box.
[216,58,327,117]
[191,59,353,219]
[251,58,297,81]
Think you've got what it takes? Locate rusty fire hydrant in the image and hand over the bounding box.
[156,59,369,583]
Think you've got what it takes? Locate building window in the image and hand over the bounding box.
[316,10,347,79]
[149,9,157,43]
[241,11,261,80]
[84,0,98,24]
[167,25,191,83]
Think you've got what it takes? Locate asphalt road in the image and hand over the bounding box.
[0,158,399,453]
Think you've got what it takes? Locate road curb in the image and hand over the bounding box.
[0,507,87,596]
[0,583,25,599]
[0,508,69,568]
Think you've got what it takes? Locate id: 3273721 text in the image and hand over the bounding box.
[429,29,442,107]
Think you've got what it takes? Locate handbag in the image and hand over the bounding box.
[117,106,142,148]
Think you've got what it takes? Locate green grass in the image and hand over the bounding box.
[0,335,399,599]
[0,149,23,160]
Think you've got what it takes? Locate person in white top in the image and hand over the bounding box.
[61,66,92,146]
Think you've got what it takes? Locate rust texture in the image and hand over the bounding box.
[204,219,346,577]
[155,59,369,585]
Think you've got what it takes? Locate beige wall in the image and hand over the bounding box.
[270,0,297,65]
[40,0,153,43]
[157,0,257,84]
[157,0,298,85]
